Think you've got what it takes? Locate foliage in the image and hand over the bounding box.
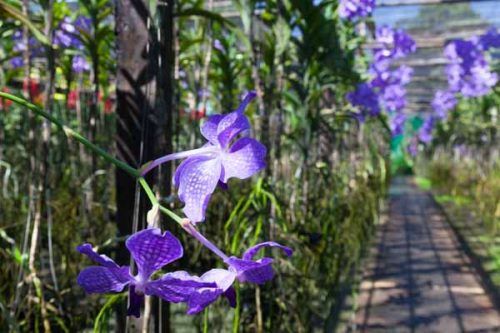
[0,0,392,331]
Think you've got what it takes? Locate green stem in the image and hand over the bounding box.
[232,282,240,333]
[1,92,184,224]
[203,308,209,333]
[137,177,183,225]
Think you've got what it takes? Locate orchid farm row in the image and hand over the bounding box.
[0,0,498,332]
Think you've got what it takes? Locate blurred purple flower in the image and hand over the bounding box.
[479,27,500,50]
[370,64,412,89]
[75,16,92,32]
[390,112,406,136]
[444,39,498,97]
[338,0,376,20]
[374,26,416,61]
[183,223,293,314]
[10,56,24,68]
[408,140,418,157]
[77,228,216,317]
[213,39,224,52]
[393,30,417,58]
[418,116,434,144]
[380,84,406,112]
[12,30,40,54]
[346,83,381,118]
[72,55,91,73]
[54,17,83,49]
[392,65,413,85]
[141,92,266,223]
[431,90,456,119]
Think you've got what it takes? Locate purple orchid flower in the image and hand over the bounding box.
[379,84,407,112]
[182,223,293,314]
[431,90,456,120]
[346,83,381,118]
[76,228,217,317]
[10,56,24,69]
[54,17,83,49]
[390,112,406,136]
[72,55,90,73]
[338,0,376,20]
[141,92,266,223]
[444,39,498,97]
[418,116,434,144]
[373,26,416,62]
[213,39,225,52]
[407,139,418,157]
[479,27,500,50]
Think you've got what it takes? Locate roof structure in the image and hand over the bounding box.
[374,0,500,114]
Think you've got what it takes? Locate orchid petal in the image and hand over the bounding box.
[216,92,255,147]
[185,269,237,315]
[200,114,224,145]
[77,266,131,294]
[221,137,266,182]
[187,289,223,315]
[227,257,275,284]
[216,112,250,148]
[223,287,237,308]
[145,271,217,303]
[126,228,183,279]
[176,156,222,223]
[200,268,237,291]
[76,243,119,268]
[242,241,294,261]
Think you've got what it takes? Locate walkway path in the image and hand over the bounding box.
[353,177,500,332]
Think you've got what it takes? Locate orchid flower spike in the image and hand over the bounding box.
[182,223,293,314]
[76,228,217,317]
[141,92,266,223]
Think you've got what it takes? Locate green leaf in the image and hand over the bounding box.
[174,8,235,27]
[94,294,126,333]
[0,1,48,45]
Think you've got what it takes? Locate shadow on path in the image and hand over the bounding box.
[353,177,500,333]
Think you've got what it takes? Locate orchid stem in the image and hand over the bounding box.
[137,177,184,225]
[2,92,229,258]
[232,282,240,333]
[184,223,230,262]
[0,92,139,178]
[0,92,185,225]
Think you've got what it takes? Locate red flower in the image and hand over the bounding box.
[190,107,205,120]
[0,87,13,110]
[104,98,114,114]
[67,90,78,109]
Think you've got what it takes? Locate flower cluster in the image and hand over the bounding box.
[415,27,500,148]
[338,0,376,20]
[444,38,497,98]
[346,83,380,119]
[347,25,416,135]
[54,16,91,73]
[373,26,416,62]
[9,31,43,69]
[77,92,292,317]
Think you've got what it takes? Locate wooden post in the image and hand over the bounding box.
[115,0,174,329]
